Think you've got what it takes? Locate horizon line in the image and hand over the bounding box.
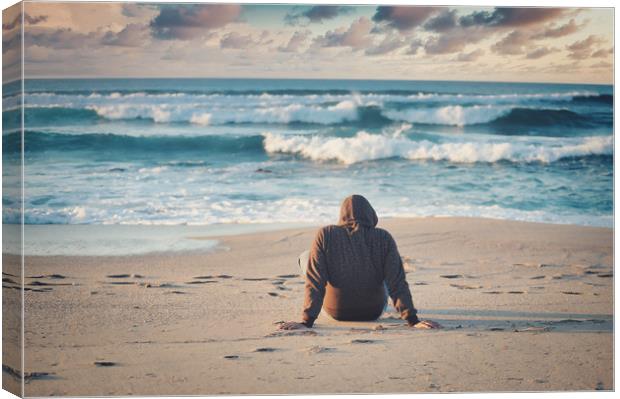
[3,76,613,86]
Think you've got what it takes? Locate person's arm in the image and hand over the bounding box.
[383,232,420,326]
[300,228,329,328]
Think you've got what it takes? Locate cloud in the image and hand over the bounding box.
[24,26,103,49]
[285,6,350,25]
[491,30,530,55]
[121,3,158,19]
[314,17,373,50]
[372,6,441,31]
[566,35,604,59]
[219,30,273,50]
[102,23,149,47]
[526,46,557,59]
[220,32,256,49]
[278,30,311,53]
[590,60,612,68]
[423,9,458,32]
[3,13,48,30]
[592,47,612,58]
[150,4,241,40]
[407,39,424,55]
[365,34,406,56]
[532,19,583,39]
[456,49,484,62]
[424,29,486,55]
[459,7,567,28]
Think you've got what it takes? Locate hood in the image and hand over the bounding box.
[338,195,378,231]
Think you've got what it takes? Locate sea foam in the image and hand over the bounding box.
[263,132,612,164]
[382,105,512,126]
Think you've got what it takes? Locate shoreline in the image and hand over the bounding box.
[3,216,613,257]
[3,216,614,395]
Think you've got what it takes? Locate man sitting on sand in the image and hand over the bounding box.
[280,195,440,330]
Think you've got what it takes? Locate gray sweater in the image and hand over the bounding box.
[302,195,419,327]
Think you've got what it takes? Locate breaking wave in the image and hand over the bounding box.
[263,131,613,164]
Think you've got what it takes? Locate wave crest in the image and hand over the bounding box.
[88,100,359,125]
[382,105,511,126]
[263,132,612,165]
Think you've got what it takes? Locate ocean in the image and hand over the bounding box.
[2,78,614,230]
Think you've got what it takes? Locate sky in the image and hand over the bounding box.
[2,2,615,83]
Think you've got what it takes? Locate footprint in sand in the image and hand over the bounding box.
[0,366,57,383]
[561,291,583,295]
[26,288,53,292]
[216,275,233,279]
[266,329,318,337]
[543,319,583,325]
[94,361,117,367]
[414,282,428,286]
[277,274,298,279]
[271,280,286,285]
[515,326,550,332]
[507,291,524,294]
[242,278,269,281]
[597,273,613,278]
[193,275,214,279]
[253,347,278,352]
[350,339,375,344]
[552,274,579,280]
[530,275,546,280]
[440,274,463,279]
[29,281,73,286]
[141,283,180,288]
[185,280,218,284]
[482,291,502,294]
[304,346,334,354]
[450,284,482,290]
[26,274,67,279]
[106,274,131,278]
[267,292,279,297]
[223,355,239,359]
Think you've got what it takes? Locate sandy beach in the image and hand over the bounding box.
[2,217,613,395]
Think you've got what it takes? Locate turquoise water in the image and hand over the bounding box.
[2,78,613,226]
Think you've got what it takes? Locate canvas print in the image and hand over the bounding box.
[1,1,614,396]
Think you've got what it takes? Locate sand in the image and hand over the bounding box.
[2,217,613,395]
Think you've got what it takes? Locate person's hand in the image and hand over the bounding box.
[412,320,442,329]
[278,321,308,330]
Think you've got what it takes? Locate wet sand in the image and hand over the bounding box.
[2,217,613,395]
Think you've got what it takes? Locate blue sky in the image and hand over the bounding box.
[2,2,614,83]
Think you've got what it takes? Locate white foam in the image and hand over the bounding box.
[10,89,603,118]
[263,132,613,165]
[382,105,512,126]
[86,100,359,125]
[13,89,599,110]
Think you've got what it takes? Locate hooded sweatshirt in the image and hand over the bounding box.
[302,195,419,327]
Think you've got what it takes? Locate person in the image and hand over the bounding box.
[279,194,440,330]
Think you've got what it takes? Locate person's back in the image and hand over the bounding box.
[299,195,421,328]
